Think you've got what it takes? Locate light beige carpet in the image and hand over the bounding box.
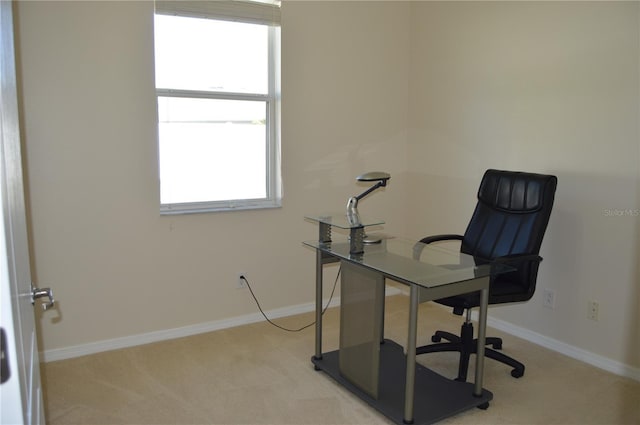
[42,295,640,424]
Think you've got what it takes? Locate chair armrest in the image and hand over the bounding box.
[492,253,543,265]
[490,253,543,285]
[419,234,464,245]
[413,234,463,260]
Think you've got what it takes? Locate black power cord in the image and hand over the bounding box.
[240,267,340,332]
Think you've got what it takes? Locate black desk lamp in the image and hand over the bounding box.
[346,171,391,244]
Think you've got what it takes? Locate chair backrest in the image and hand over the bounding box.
[461,169,557,260]
[461,170,557,302]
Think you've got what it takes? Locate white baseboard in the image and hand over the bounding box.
[41,287,402,363]
[42,288,639,384]
[483,314,640,382]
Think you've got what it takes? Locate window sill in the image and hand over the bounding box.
[160,199,282,215]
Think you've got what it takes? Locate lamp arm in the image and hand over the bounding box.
[346,177,389,225]
[354,180,386,202]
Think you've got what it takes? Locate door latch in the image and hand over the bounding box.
[31,285,55,311]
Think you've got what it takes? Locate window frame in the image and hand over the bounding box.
[154,1,281,215]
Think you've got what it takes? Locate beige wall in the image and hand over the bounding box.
[15,1,410,352]
[15,0,639,371]
[408,1,640,368]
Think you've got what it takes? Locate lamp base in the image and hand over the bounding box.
[363,235,383,244]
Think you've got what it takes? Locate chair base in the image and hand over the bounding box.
[416,322,525,382]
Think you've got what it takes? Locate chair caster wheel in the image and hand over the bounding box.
[477,402,490,410]
[511,368,524,378]
[431,335,441,343]
[314,364,322,371]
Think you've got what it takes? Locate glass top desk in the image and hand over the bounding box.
[304,214,504,425]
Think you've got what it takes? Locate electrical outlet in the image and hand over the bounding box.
[587,300,599,321]
[237,272,247,289]
[542,289,555,309]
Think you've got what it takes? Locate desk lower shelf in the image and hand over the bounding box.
[311,340,492,425]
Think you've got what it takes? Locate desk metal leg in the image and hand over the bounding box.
[403,284,419,424]
[380,288,386,344]
[314,250,323,361]
[474,284,489,396]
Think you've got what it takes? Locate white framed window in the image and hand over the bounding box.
[154,1,281,214]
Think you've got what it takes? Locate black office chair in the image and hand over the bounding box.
[414,169,557,382]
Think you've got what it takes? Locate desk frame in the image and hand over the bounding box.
[310,223,492,424]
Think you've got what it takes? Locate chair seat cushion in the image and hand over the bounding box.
[435,276,529,313]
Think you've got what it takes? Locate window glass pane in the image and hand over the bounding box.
[158,97,267,204]
[154,15,268,94]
